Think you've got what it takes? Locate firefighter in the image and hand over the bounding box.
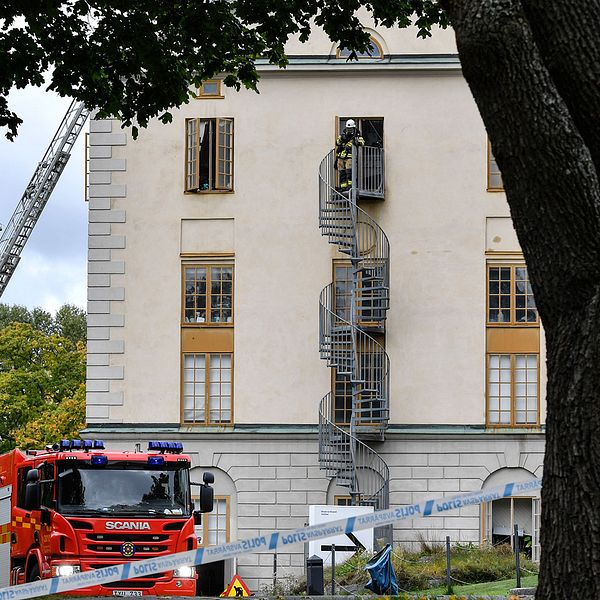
[335,119,365,191]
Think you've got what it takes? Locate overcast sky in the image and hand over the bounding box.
[0,87,87,314]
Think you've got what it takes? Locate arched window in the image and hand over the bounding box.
[337,36,383,59]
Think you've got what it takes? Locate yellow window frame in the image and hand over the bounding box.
[196,495,230,547]
[182,263,234,326]
[486,264,538,327]
[184,118,234,193]
[197,79,224,99]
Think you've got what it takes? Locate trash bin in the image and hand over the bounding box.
[306,554,324,595]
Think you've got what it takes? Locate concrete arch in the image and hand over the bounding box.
[482,466,540,496]
[329,28,389,58]
[190,465,238,539]
[325,477,351,505]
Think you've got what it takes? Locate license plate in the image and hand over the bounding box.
[112,591,143,597]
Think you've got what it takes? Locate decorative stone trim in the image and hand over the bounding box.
[86,117,127,423]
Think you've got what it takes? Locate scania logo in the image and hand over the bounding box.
[105,521,151,530]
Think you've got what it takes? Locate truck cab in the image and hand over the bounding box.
[0,440,213,597]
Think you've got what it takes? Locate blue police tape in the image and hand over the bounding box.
[0,477,542,600]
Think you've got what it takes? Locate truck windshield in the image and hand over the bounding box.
[57,462,191,517]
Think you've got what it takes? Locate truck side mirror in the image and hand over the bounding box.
[203,472,214,485]
[193,484,214,525]
[199,483,214,513]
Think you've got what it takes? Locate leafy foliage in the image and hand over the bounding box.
[0,303,86,344]
[14,385,86,449]
[0,313,86,451]
[54,304,87,345]
[0,1,448,139]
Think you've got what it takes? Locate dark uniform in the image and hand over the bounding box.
[335,125,365,190]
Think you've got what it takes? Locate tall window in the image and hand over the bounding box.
[488,140,504,191]
[334,263,352,322]
[488,265,537,324]
[185,118,234,192]
[333,370,352,425]
[487,354,538,425]
[183,353,232,424]
[334,261,386,326]
[184,265,233,324]
[486,263,540,427]
[182,259,234,425]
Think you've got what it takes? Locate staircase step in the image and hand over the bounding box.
[323,226,353,232]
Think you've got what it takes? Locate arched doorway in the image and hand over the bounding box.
[481,467,540,561]
[191,466,237,596]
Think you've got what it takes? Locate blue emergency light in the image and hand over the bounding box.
[60,439,70,450]
[83,440,93,450]
[91,455,108,466]
[93,440,105,449]
[148,456,165,466]
[148,441,184,454]
[70,440,82,450]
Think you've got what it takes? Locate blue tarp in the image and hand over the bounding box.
[364,544,398,595]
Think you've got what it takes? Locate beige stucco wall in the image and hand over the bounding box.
[87,25,546,428]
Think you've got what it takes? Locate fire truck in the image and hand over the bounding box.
[0,439,214,596]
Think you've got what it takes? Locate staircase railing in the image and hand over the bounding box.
[317,144,391,531]
[319,392,389,508]
[319,283,389,431]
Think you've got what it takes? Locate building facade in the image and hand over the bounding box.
[84,17,544,593]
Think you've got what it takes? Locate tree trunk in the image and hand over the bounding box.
[439,1,600,598]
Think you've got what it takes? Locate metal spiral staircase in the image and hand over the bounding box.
[317,144,391,540]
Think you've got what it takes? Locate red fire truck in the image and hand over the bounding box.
[0,439,214,596]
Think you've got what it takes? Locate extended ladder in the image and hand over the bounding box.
[0,100,89,296]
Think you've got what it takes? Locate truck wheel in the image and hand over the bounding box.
[27,563,40,582]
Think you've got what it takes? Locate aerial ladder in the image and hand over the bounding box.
[0,100,89,297]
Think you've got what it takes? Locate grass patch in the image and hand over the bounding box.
[417,574,538,596]
[289,543,538,595]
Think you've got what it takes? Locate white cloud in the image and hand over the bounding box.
[0,86,87,312]
[0,249,86,313]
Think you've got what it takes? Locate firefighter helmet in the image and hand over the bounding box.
[345,119,356,128]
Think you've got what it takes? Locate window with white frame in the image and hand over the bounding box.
[487,354,539,426]
[196,496,230,547]
[183,353,232,424]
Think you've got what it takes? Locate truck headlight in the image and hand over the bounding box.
[174,565,195,578]
[52,564,81,577]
